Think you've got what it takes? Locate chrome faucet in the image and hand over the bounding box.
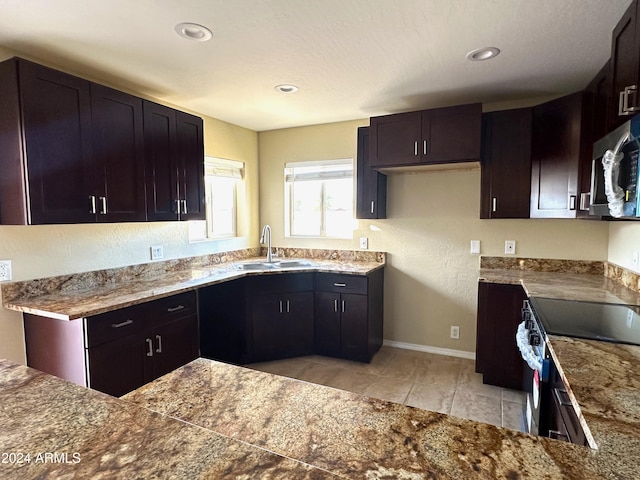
[260,224,274,263]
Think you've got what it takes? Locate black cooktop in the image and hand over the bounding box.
[529,297,640,347]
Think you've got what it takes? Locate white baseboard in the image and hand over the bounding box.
[383,339,476,360]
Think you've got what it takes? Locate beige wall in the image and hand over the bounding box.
[0,49,260,364]
[608,223,640,271]
[259,120,610,354]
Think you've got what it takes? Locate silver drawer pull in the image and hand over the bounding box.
[554,387,573,408]
[167,305,185,313]
[111,319,133,328]
[146,338,153,357]
[548,430,569,441]
[333,283,347,287]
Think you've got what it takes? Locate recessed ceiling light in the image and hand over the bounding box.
[175,22,212,42]
[275,84,299,93]
[466,47,500,61]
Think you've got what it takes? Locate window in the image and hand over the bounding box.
[204,157,243,238]
[284,159,354,238]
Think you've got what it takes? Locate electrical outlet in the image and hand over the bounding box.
[150,245,164,261]
[633,251,639,271]
[359,237,369,249]
[450,325,460,339]
[505,240,516,255]
[470,240,480,254]
[0,260,12,281]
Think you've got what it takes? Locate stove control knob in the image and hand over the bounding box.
[528,332,540,346]
[525,319,535,330]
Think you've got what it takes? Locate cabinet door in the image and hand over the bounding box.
[423,103,482,164]
[284,291,315,358]
[340,293,369,362]
[356,126,387,219]
[18,60,94,224]
[480,109,532,219]
[144,101,179,221]
[476,282,526,390]
[176,111,205,221]
[87,332,147,397]
[530,93,587,218]
[150,315,199,380]
[91,84,146,222]
[369,111,422,167]
[251,294,287,362]
[610,0,639,130]
[315,292,341,357]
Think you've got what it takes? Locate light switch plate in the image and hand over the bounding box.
[450,326,460,339]
[150,245,164,261]
[470,240,480,254]
[0,260,12,281]
[359,237,369,249]
[505,240,516,255]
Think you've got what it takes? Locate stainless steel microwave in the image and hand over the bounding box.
[590,114,640,218]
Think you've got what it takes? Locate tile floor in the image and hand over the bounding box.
[246,346,525,431]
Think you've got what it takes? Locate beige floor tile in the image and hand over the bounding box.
[502,400,524,432]
[456,363,503,400]
[293,363,342,386]
[450,391,502,427]
[323,369,379,395]
[502,388,526,405]
[414,361,462,387]
[405,382,456,414]
[363,377,413,404]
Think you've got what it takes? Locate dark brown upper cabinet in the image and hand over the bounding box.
[610,0,640,130]
[0,58,95,224]
[480,108,532,219]
[530,92,592,219]
[356,126,387,219]
[0,57,205,225]
[144,101,205,221]
[90,84,147,222]
[368,103,481,168]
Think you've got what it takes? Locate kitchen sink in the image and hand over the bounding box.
[234,259,317,271]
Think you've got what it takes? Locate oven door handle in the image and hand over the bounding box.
[516,321,543,372]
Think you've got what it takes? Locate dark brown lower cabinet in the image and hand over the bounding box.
[476,282,526,390]
[314,270,384,362]
[24,291,199,397]
[547,359,588,446]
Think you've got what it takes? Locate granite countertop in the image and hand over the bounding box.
[121,357,638,479]
[1,253,384,320]
[0,359,337,479]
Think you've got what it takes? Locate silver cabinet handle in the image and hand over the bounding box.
[579,193,590,211]
[554,387,573,408]
[548,430,569,441]
[279,300,283,313]
[146,338,153,357]
[619,89,627,116]
[89,195,97,214]
[99,196,107,215]
[181,199,188,215]
[492,197,497,213]
[167,305,185,313]
[286,300,290,313]
[423,140,427,155]
[414,141,418,156]
[155,334,162,353]
[341,300,346,313]
[334,299,338,312]
[568,195,577,211]
[370,201,375,214]
[619,85,640,115]
[111,319,133,329]
[333,283,347,287]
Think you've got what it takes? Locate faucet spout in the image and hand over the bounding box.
[260,224,273,263]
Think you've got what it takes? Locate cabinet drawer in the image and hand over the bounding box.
[85,304,148,347]
[315,273,367,295]
[147,291,197,322]
[247,273,314,295]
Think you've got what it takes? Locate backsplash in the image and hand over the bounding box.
[480,257,604,275]
[604,263,640,292]
[264,247,386,263]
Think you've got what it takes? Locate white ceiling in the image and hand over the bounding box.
[0,0,633,132]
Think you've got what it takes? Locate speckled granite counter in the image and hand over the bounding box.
[122,357,640,479]
[1,248,385,320]
[0,359,337,479]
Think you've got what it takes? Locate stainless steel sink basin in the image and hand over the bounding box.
[234,259,317,271]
